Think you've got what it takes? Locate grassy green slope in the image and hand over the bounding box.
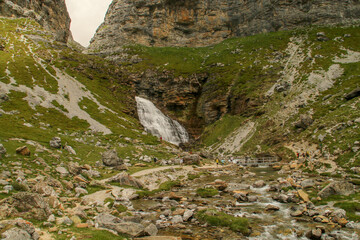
[121,25,360,170]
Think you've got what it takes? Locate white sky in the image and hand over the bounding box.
[65,0,112,47]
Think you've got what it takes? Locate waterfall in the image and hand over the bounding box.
[135,96,189,146]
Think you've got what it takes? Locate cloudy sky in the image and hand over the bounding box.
[65,0,113,47]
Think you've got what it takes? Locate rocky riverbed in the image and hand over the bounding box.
[1,146,360,240]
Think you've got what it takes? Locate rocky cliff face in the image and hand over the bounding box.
[88,0,360,52]
[0,0,71,42]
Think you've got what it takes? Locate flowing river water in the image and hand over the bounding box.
[131,166,359,240]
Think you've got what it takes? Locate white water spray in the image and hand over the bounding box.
[135,96,189,146]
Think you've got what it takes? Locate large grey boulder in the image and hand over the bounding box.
[95,213,145,237]
[6,192,51,220]
[49,137,62,149]
[1,227,31,240]
[318,181,355,199]
[102,149,123,166]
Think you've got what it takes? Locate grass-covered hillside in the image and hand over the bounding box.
[0,17,179,178]
[118,24,360,172]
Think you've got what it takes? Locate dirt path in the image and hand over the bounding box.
[131,165,194,177]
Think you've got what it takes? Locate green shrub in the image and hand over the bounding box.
[196,209,249,235]
[12,182,28,191]
[115,204,127,213]
[196,188,219,198]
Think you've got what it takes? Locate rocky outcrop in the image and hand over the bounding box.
[0,0,71,42]
[88,0,360,52]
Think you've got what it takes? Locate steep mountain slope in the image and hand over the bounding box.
[0,17,179,181]
[87,0,360,53]
[0,0,71,42]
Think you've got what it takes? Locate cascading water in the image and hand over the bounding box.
[135,96,189,146]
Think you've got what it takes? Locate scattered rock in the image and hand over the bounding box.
[305,228,322,240]
[171,215,183,224]
[295,114,314,130]
[75,187,88,196]
[301,179,315,188]
[102,149,123,166]
[318,181,354,198]
[106,172,144,189]
[49,137,62,149]
[344,88,360,100]
[297,190,310,202]
[1,227,31,240]
[0,143,6,155]
[144,223,158,236]
[64,145,76,155]
[265,204,280,211]
[56,166,69,176]
[7,192,51,220]
[275,81,291,92]
[0,93,9,103]
[16,146,31,156]
[95,213,145,237]
[182,154,200,165]
[183,209,194,221]
[253,180,266,188]
[290,210,303,217]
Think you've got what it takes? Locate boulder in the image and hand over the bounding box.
[102,149,123,166]
[8,192,51,220]
[297,190,310,202]
[106,172,144,189]
[64,145,76,155]
[68,162,82,175]
[56,166,69,176]
[0,143,6,155]
[305,228,322,240]
[344,88,360,100]
[49,137,62,149]
[171,215,183,224]
[16,146,30,156]
[183,209,194,221]
[213,179,228,191]
[301,179,315,188]
[318,181,354,199]
[295,114,314,130]
[95,213,145,237]
[253,180,266,188]
[144,224,158,236]
[265,204,280,211]
[33,181,57,197]
[0,93,9,103]
[1,227,31,240]
[182,154,200,165]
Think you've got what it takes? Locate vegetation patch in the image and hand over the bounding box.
[196,188,219,198]
[196,209,249,235]
[334,201,360,221]
[136,180,180,198]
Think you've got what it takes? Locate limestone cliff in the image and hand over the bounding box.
[0,0,71,42]
[88,0,360,53]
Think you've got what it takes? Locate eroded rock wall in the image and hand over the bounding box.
[0,0,71,42]
[88,0,360,52]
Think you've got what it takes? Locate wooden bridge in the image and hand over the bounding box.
[234,156,278,167]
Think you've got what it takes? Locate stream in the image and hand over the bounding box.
[131,166,360,240]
